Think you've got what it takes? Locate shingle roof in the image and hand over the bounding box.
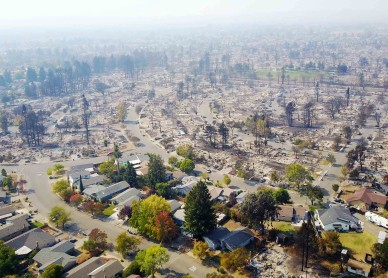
[65,257,106,278]
[88,259,123,278]
[347,188,388,206]
[277,205,294,218]
[68,170,90,180]
[221,227,254,250]
[203,227,230,243]
[0,205,14,217]
[0,214,29,240]
[34,241,76,271]
[120,196,140,207]
[70,163,95,172]
[92,181,130,201]
[347,258,372,273]
[73,175,107,187]
[111,188,141,204]
[317,206,360,226]
[168,199,182,213]
[5,228,55,251]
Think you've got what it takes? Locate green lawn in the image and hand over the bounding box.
[31,220,45,228]
[102,204,115,217]
[270,221,297,235]
[256,69,328,81]
[339,231,377,261]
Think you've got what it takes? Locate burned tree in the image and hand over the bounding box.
[285,101,296,127]
[19,105,45,147]
[81,94,91,145]
[325,98,337,119]
[347,141,367,171]
[342,126,352,144]
[218,122,229,150]
[345,87,350,107]
[315,81,320,103]
[302,102,314,128]
[205,125,217,148]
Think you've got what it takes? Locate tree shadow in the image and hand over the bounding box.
[159,268,186,278]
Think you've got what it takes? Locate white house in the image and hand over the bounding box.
[315,206,362,232]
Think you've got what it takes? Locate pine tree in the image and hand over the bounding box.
[79,175,84,193]
[124,161,138,187]
[146,154,166,189]
[184,180,216,237]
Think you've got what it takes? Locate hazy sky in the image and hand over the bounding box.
[1,0,387,28]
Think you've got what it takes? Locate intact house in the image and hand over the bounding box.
[236,191,248,204]
[203,227,254,251]
[347,258,372,277]
[68,170,91,187]
[277,205,308,223]
[84,181,130,203]
[168,199,182,214]
[315,206,362,232]
[0,189,6,203]
[346,187,388,211]
[65,257,123,278]
[5,228,56,256]
[33,240,76,273]
[0,205,15,221]
[71,175,107,191]
[111,188,142,207]
[70,163,95,173]
[0,213,30,241]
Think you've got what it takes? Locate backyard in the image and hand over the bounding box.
[339,231,377,261]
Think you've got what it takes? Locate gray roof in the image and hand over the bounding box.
[83,184,107,197]
[34,241,76,271]
[173,209,185,222]
[68,170,90,180]
[111,188,141,204]
[88,259,123,278]
[65,257,106,278]
[5,228,55,251]
[203,227,230,243]
[221,227,254,250]
[120,196,140,207]
[0,205,14,217]
[70,163,95,172]
[0,214,29,240]
[317,206,360,226]
[168,199,182,213]
[0,190,6,198]
[92,181,130,201]
[73,175,107,188]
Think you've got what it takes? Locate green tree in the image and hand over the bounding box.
[135,245,170,278]
[47,168,52,176]
[285,163,312,189]
[83,228,108,255]
[116,102,127,122]
[123,162,138,187]
[273,188,291,204]
[168,156,178,166]
[239,190,276,229]
[155,182,175,199]
[193,241,210,260]
[2,176,13,190]
[184,181,216,238]
[179,158,195,174]
[270,170,281,184]
[112,143,122,173]
[115,232,141,257]
[146,154,166,189]
[321,231,342,256]
[42,264,64,278]
[52,180,70,198]
[332,184,339,192]
[1,169,6,176]
[220,248,250,273]
[0,241,18,275]
[305,184,324,205]
[223,175,231,185]
[326,153,336,165]
[372,239,388,272]
[176,144,195,159]
[123,261,144,277]
[53,163,65,175]
[98,158,116,178]
[130,195,171,239]
[49,206,71,229]
[79,176,84,193]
